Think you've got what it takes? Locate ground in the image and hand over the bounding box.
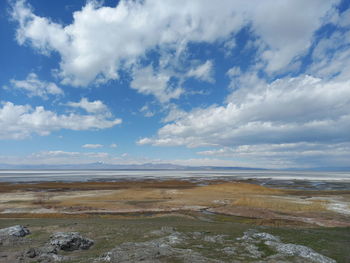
[0,179,349,262]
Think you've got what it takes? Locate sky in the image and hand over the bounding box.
[0,0,350,169]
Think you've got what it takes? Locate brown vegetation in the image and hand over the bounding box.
[0,180,349,227]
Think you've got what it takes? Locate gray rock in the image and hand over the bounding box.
[97,231,222,263]
[50,232,94,251]
[235,230,336,262]
[266,241,337,263]
[25,248,37,258]
[251,232,280,242]
[0,225,30,237]
[23,245,63,262]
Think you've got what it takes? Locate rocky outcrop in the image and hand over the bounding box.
[97,228,336,263]
[50,232,94,251]
[0,225,30,238]
[236,230,336,263]
[20,232,94,262]
[97,230,222,263]
[22,245,63,263]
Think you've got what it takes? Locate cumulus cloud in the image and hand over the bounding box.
[187,60,214,83]
[0,101,121,139]
[138,75,350,148]
[67,98,109,114]
[131,66,183,103]
[8,73,63,99]
[110,143,117,148]
[11,0,337,86]
[82,144,103,149]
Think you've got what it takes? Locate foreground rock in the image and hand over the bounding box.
[97,228,336,263]
[50,232,94,251]
[0,225,30,238]
[97,230,222,263]
[236,230,336,263]
[20,232,94,262]
[0,225,30,247]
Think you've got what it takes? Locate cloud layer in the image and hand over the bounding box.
[6,0,350,168]
[139,75,350,147]
[12,0,338,86]
[0,101,121,139]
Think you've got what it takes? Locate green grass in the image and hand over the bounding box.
[0,214,349,262]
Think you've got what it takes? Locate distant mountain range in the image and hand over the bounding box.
[0,162,266,170]
[0,162,349,171]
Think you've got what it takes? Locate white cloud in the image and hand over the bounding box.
[226,67,241,78]
[9,73,63,99]
[0,101,122,140]
[67,97,109,114]
[197,142,350,168]
[140,104,155,117]
[82,144,103,149]
[11,0,337,86]
[250,0,339,73]
[138,75,350,148]
[110,143,117,148]
[187,60,214,83]
[131,66,183,103]
[309,24,350,81]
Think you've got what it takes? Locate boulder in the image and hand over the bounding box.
[50,232,94,251]
[0,225,30,238]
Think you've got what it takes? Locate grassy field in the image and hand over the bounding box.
[0,213,349,262]
[0,180,349,228]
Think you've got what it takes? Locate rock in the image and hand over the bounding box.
[266,241,337,263]
[251,232,280,242]
[39,245,58,254]
[0,225,30,237]
[234,230,336,262]
[97,231,222,263]
[25,248,37,258]
[23,245,66,262]
[50,232,94,251]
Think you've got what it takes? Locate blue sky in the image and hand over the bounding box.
[0,0,350,168]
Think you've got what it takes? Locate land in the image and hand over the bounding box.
[0,179,349,262]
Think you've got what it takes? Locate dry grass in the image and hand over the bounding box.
[0,180,347,227]
[233,195,328,212]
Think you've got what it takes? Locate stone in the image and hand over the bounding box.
[0,225,30,237]
[266,241,337,263]
[50,232,94,251]
[25,248,37,258]
[97,231,222,263]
